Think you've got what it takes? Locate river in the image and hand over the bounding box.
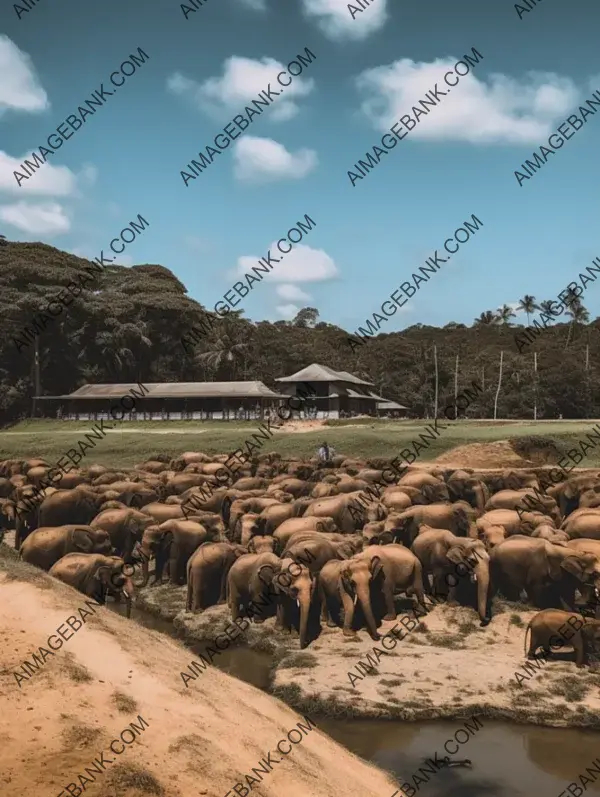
[109,602,600,797]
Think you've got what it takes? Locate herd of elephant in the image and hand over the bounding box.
[4,452,600,657]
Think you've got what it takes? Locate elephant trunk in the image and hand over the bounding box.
[357,584,379,641]
[139,544,152,586]
[474,560,490,625]
[122,575,135,618]
[298,593,311,649]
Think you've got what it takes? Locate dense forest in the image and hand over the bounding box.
[1,239,599,424]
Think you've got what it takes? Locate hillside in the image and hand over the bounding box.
[0,547,401,797]
[2,239,600,424]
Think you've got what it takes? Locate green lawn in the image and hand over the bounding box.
[1,418,600,468]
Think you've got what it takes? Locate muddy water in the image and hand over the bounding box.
[109,602,600,797]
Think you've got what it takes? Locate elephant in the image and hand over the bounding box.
[489,536,600,610]
[282,535,357,575]
[54,471,88,490]
[270,556,319,649]
[398,471,443,490]
[253,499,311,535]
[561,510,600,540]
[20,525,113,571]
[38,488,107,528]
[272,517,337,553]
[95,481,161,508]
[230,512,260,545]
[139,519,218,586]
[186,541,247,612]
[483,469,539,493]
[339,544,429,638]
[231,477,269,492]
[446,475,490,513]
[531,525,570,546]
[578,488,600,510]
[49,553,134,616]
[411,527,491,625]
[380,489,413,513]
[390,503,473,547]
[222,496,282,533]
[266,478,312,498]
[484,489,560,523]
[141,502,188,524]
[90,508,155,562]
[248,536,276,554]
[476,509,553,537]
[524,609,600,667]
[227,552,281,622]
[303,492,387,533]
[318,559,347,629]
[478,525,507,550]
[547,477,600,518]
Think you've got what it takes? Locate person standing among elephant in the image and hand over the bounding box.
[318,442,335,464]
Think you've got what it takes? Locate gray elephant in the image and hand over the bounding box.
[524,608,600,667]
[303,491,387,533]
[490,535,600,610]
[227,552,281,622]
[20,525,113,571]
[411,526,491,626]
[186,541,247,612]
[391,503,474,546]
[271,556,320,649]
[90,508,155,562]
[337,544,428,638]
[49,553,134,616]
[38,488,107,528]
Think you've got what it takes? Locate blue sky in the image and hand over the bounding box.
[1,0,600,333]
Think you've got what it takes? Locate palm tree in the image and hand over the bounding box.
[518,295,538,326]
[194,320,251,380]
[473,310,498,326]
[564,300,590,349]
[539,299,556,318]
[497,304,517,326]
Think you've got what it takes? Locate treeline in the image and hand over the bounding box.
[1,240,599,423]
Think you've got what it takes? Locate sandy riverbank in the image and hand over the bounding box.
[137,585,600,729]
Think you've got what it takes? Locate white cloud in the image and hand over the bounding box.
[0,201,70,235]
[77,163,98,189]
[238,243,338,283]
[301,0,388,40]
[0,35,48,114]
[116,254,133,266]
[168,56,314,122]
[276,284,312,301]
[0,151,78,196]
[233,136,317,182]
[357,58,581,144]
[236,0,267,9]
[277,303,299,319]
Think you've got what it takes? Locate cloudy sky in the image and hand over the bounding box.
[1,0,599,331]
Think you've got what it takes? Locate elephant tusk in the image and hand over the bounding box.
[353,594,358,606]
[296,598,300,608]
[122,589,130,599]
[470,573,478,583]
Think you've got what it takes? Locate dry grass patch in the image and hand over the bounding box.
[111,690,139,713]
[61,723,103,750]
[106,762,165,795]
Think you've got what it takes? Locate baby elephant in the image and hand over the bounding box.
[524,608,600,667]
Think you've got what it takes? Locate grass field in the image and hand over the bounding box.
[2,418,600,468]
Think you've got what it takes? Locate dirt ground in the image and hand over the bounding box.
[138,587,600,730]
[0,556,401,797]
[433,440,536,469]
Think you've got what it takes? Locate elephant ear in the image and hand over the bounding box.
[376,503,386,521]
[257,563,277,586]
[370,556,384,580]
[248,538,257,553]
[316,521,326,533]
[453,507,470,537]
[446,546,465,566]
[221,496,232,525]
[72,528,94,553]
[340,567,354,594]
[560,555,591,581]
[1,500,16,521]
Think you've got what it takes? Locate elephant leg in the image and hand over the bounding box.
[218,565,228,604]
[229,584,241,621]
[275,601,285,630]
[169,546,179,585]
[383,583,396,621]
[341,589,357,637]
[573,634,587,667]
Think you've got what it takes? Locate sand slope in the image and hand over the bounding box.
[0,554,401,797]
